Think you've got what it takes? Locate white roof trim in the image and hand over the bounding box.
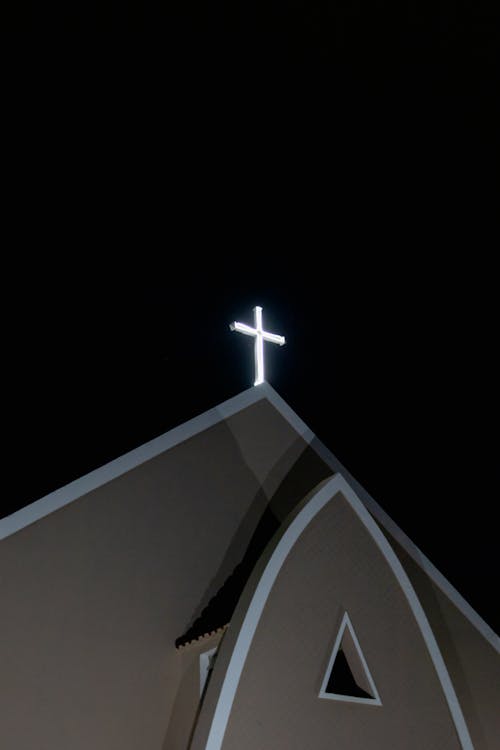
[203,475,474,750]
[0,385,269,540]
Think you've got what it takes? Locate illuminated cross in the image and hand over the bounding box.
[230,306,286,386]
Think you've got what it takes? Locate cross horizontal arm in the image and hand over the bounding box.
[262,331,286,346]
[229,322,256,337]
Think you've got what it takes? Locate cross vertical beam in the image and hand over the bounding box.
[230,306,286,386]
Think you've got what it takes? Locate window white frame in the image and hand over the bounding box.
[318,611,382,705]
[199,647,218,696]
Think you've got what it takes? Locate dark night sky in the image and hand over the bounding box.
[2,3,498,633]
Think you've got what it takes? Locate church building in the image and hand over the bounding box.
[0,382,498,749]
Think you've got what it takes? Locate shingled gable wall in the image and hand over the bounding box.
[0,387,332,750]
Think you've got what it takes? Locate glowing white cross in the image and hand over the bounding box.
[230,306,286,386]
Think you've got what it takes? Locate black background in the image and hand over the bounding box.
[1,3,498,633]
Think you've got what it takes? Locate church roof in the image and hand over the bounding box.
[1,383,497,655]
[0,386,287,540]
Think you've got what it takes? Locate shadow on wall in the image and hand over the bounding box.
[175,441,333,647]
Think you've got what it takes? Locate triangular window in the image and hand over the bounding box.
[319,612,381,705]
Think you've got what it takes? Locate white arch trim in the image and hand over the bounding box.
[203,474,474,750]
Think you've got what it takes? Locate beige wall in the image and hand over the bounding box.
[0,399,330,750]
[192,490,463,750]
[384,531,500,750]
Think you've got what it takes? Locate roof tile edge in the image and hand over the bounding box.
[176,624,230,650]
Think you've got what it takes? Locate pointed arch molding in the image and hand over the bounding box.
[203,475,474,750]
[319,611,382,705]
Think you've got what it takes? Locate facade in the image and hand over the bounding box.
[0,385,498,749]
